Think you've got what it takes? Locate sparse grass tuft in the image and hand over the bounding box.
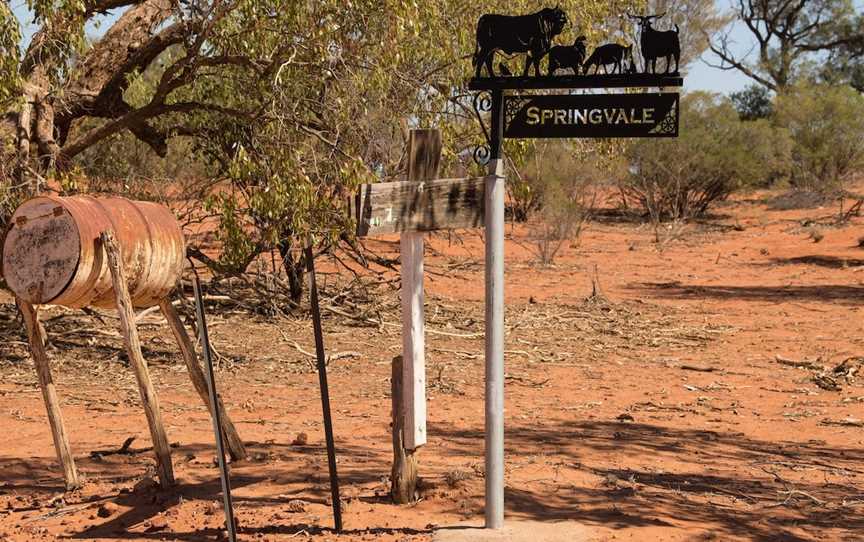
[443,469,472,488]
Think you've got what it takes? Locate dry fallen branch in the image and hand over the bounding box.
[775,355,822,370]
[820,417,864,428]
[505,374,550,387]
[680,364,719,373]
[770,490,828,508]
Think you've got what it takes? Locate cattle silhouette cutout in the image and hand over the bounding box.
[582,43,634,75]
[548,36,587,75]
[629,13,680,74]
[473,6,568,78]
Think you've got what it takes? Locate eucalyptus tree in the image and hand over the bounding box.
[0,0,640,298]
[706,0,864,92]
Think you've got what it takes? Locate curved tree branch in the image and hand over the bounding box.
[59,0,177,120]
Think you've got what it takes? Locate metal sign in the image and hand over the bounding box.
[472,9,681,80]
[504,92,678,139]
[463,7,687,532]
[468,8,685,167]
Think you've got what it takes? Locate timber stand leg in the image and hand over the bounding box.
[158,298,247,461]
[101,231,175,488]
[390,355,418,503]
[17,298,80,490]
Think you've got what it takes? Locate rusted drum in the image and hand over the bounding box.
[2,196,185,309]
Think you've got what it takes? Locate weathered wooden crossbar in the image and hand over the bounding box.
[349,175,488,237]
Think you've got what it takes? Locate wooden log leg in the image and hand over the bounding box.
[101,231,175,488]
[16,298,80,490]
[158,299,247,461]
[390,355,418,504]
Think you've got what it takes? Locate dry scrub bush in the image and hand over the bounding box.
[518,141,611,265]
[774,84,864,194]
[624,92,791,224]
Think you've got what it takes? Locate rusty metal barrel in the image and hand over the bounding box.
[2,195,185,309]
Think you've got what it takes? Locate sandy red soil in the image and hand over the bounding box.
[1,189,862,541]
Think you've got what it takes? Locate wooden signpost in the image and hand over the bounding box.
[400,129,441,452]
[351,5,686,532]
[349,176,485,236]
[353,129,487,502]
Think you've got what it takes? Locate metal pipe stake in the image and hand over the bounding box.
[192,273,237,542]
[304,244,343,532]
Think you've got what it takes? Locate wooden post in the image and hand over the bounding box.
[17,298,80,490]
[158,299,247,461]
[400,231,424,449]
[390,355,418,504]
[389,129,441,503]
[101,230,175,488]
[401,128,441,451]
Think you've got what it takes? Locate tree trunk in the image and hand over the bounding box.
[278,239,306,303]
[0,0,176,188]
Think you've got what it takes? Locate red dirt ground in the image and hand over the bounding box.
[1,189,863,541]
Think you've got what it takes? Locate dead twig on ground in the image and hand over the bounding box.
[90,437,136,457]
[680,364,718,372]
[775,355,822,370]
[820,417,864,427]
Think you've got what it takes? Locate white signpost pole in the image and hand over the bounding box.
[485,88,506,529]
[401,231,426,450]
[484,157,506,529]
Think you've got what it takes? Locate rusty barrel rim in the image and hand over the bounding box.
[2,195,186,309]
[2,197,83,305]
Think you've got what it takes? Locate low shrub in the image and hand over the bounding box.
[623,92,792,222]
[518,141,611,264]
[774,84,864,193]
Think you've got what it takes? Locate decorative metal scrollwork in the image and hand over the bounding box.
[649,105,678,136]
[473,91,493,113]
[473,144,491,166]
[471,91,494,166]
[472,90,493,145]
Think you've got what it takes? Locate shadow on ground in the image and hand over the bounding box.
[2,419,860,541]
[768,255,864,269]
[630,280,864,304]
[434,420,862,542]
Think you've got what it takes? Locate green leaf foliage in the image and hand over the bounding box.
[774,83,864,192]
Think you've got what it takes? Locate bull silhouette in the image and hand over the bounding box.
[473,6,568,78]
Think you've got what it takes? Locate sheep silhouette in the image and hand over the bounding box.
[582,43,633,75]
[547,36,587,76]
